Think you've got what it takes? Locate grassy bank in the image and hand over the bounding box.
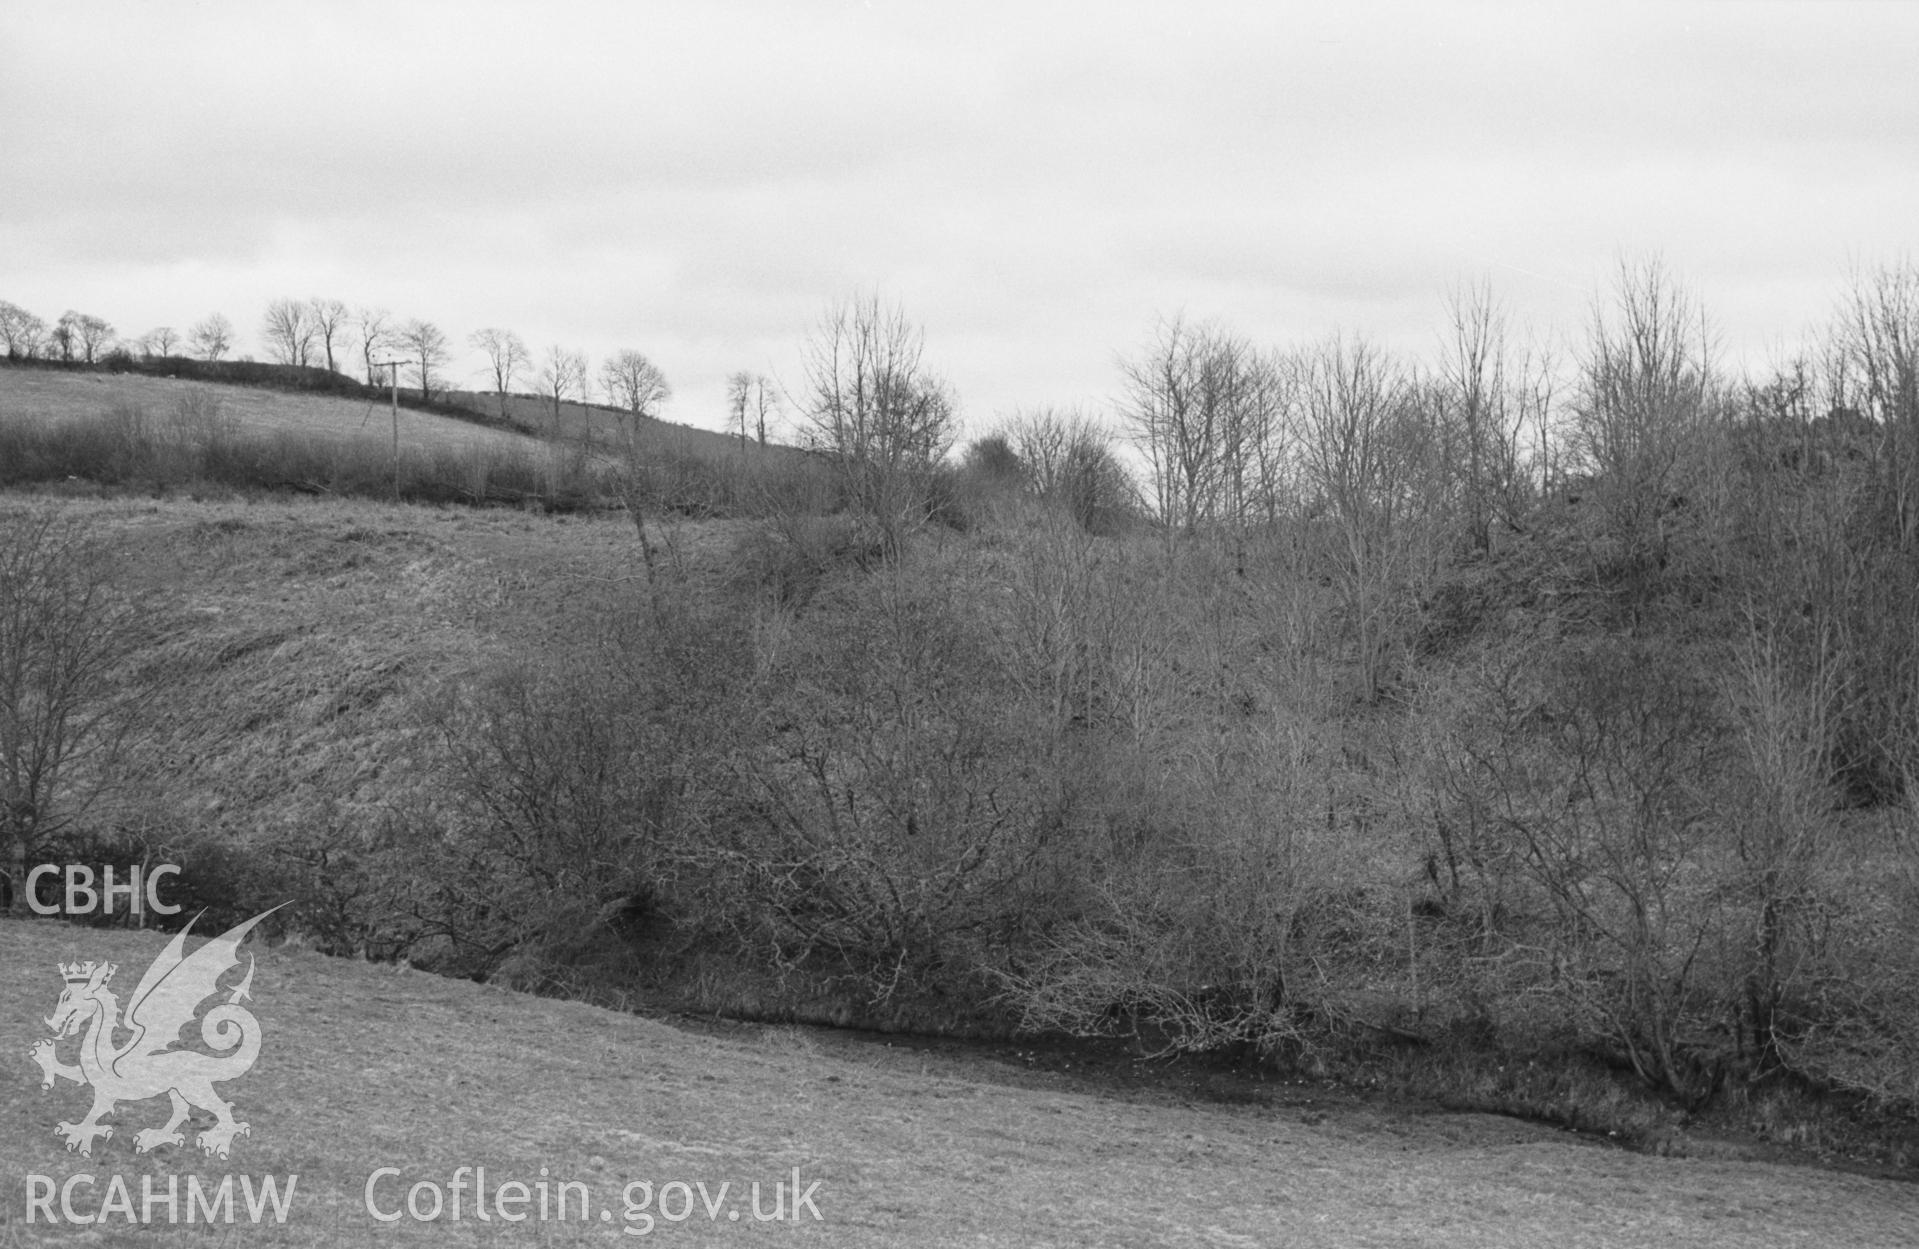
[6,915,1916,1246]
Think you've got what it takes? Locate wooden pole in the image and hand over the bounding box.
[389,360,401,501]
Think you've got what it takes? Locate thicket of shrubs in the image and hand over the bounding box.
[9,261,1919,1157]
[382,263,1919,1121]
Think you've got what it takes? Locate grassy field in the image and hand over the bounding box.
[0,368,826,514]
[0,369,539,455]
[4,916,1915,1247]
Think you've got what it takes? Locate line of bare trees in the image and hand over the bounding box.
[259,298,452,399]
[0,304,116,365]
[7,291,778,457]
[4,293,481,411]
[466,328,674,441]
[1118,290,1552,548]
[259,297,350,373]
[1105,285,1554,698]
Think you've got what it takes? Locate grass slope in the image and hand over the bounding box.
[0,369,539,456]
[0,493,667,859]
[4,916,1915,1247]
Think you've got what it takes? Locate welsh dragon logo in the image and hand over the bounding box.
[28,905,284,1159]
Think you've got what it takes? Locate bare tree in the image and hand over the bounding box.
[470,327,531,419]
[1296,333,1424,700]
[0,510,149,913]
[49,313,78,363]
[1441,280,1501,552]
[602,350,670,430]
[1119,316,1287,536]
[356,306,397,386]
[727,371,752,450]
[1437,279,1550,552]
[0,302,47,360]
[141,326,180,358]
[188,313,234,362]
[308,297,349,376]
[74,314,113,365]
[538,345,588,436]
[397,318,451,401]
[1002,407,1137,531]
[1835,261,1919,549]
[598,349,673,572]
[1571,255,1715,571]
[727,370,778,450]
[801,292,956,554]
[1121,316,1204,528]
[261,298,316,367]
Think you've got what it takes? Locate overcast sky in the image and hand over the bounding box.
[4,1,1916,437]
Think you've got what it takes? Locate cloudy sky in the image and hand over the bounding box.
[4,1,1915,437]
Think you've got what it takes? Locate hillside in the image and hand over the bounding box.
[0,367,538,456]
[0,493,668,866]
[6,475,1919,1164]
[0,367,827,515]
[5,915,1915,1246]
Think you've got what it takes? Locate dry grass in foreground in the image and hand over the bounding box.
[3,918,1914,1247]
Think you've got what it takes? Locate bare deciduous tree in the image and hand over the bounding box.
[397,318,451,401]
[261,298,316,368]
[1296,333,1425,700]
[141,326,180,359]
[1119,317,1288,536]
[538,345,588,437]
[308,297,349,376]
[356,306,397,386]
[0,302,47,360]
[1571,255,1714,570]
[188,313,234,362]
[801,292,956,555]
[1002,407,1137,531]
[0,510,150,913]
[601,349,670,430]
[75,314,113,364]
[727,370,778,450]
[470,327,531,419]
[1443,280,1504,551]
[1835,261,1919,549]
[49,313,78,363]
[599,349,673,574]
[1437,279,1553,551]
[726,371,752,450]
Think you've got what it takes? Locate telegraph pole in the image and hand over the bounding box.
[377,358,404,501]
